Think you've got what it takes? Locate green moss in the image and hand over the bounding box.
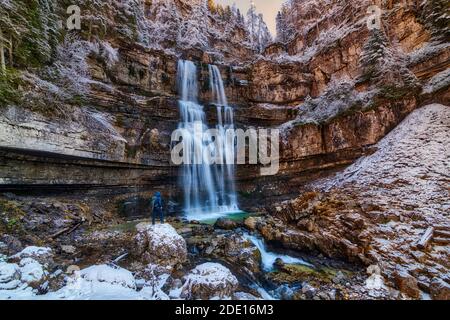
[115,114,125,127]
[69,94,87,106]
[0,68,23,106]
[270,263,353,285]
[125,144,138,159]
[0,199,26,233]
[238,191,253,199]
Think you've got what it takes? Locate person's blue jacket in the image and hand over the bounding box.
[151,192,163,211]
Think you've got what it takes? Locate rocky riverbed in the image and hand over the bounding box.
[0,212,407,300]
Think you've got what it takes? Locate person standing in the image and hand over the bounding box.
[151,192,164,225]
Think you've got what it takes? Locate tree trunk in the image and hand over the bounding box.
[8,36,13,67]
[0,28,6,73]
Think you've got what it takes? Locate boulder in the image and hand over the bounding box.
[244,217,260,231]
[79,265,136,289]
[11,246,53,265]
[214,218,238,230]
[0,262,22,290]
[430,278,450,300]
[393,270,421,299]
[203,233,261,275]
[180,263,239,300]
[134,223,187,268]
[0,262,20,285]
[19,258,47,287]
[301,283,317,300]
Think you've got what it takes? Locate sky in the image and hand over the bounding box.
[215,0,286,36]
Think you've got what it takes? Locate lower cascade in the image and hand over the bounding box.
[244,233,312,272]
[175,60,239,219]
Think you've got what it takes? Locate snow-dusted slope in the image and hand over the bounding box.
[325,104,449,220]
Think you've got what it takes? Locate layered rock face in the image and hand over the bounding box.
[0,0,255,216]
[236,0,449,207]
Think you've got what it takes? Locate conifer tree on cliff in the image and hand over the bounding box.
[421,0,450,40]
[360,28,390,81]
[360,27,417,87]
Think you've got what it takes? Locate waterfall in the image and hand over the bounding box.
[175,60,239,219]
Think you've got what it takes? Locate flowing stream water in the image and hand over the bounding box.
[176,60,239,220]
[244,233,313,272]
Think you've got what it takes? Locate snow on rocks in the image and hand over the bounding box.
[45,264,141,300]
[0,263,20,286]
[0,247,51,294]
[79,265,136,289]
[19,258,47,285]
[365,265,387,292]
[11,247,53,265]
[134,223,187,268]
[180,263,239,300]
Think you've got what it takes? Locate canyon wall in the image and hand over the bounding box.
[0,0,448,217]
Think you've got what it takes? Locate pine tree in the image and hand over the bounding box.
[207,0,216,15]
[275,4,295,43]
[276,11,285,43]
[0,0,60,69]
[360,28,418,88]
[421,0,450,40]
[246,2,272,52]
[360,28,390,80]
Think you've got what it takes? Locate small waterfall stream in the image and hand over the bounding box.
[175,60,239,219]
[244,233,313,272]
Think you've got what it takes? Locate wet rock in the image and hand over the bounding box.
[191,224,214,236]
[202,233,261,276]
[301,283,317,299]
[393,270,421,299]
[134,223,187,268]
[274,258,285,269]
[244,217,260,231]
[214,218,239,230]
[430,278,450,300]
[0,235,23,256]
[66,265,80,275]
[61,245,76,254]
[180,263,239,300]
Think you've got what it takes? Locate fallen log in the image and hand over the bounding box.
[49,222,83,240]
[417,226,434,249]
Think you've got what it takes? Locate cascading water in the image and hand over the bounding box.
[244,233,313,272]
[175,60,239,219]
